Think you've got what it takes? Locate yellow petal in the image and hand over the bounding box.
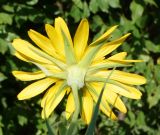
[107,33,131,45]
[41,85,56,108]
[12,39,52,64]
[55,17,73,48]
[108,59,144,63]
[41,64,62,72]
[17,78,57,100]
[94,33,130,60]
[89,60,131,74]
[91,52,126,65]
[15,52,29,62]
[28,29,54,51]
[90,59,142,72]
[41,81,67,118]
[15,51,58,65]
[104,90,127,113]
[45,24,65,57]
[81,88,93,124]
[87,85,117,120]
[91,82,142,99]
[41,81,65,107]
[91,59,128,67]
[102,52,143,65]
[12,71,45,81]
[91,52,127,65]
[93,70,146,85]
[90,25,118,46]
[90,82,127,113]
[92,57,105,65]
[108,52,144,63]
[14,53,62,74]
[112,70,146,85]
[108,52,127,60]
[28,30,63,61]
[65,92,75,119]
[74,19,89,61]
[100,104,117,120]
[107,82,142,99]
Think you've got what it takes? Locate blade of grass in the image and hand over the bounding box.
[85,67,116,135]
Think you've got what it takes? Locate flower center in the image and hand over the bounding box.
[67,65,86,89]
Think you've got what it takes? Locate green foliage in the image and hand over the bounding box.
[0,0,160,134]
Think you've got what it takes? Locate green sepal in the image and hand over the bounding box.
[33,62,66,79]
[79,44,102,68]
[61,29,77,65]
[29,45,67,70]
[86,77,130,93]
[88,61,132,73]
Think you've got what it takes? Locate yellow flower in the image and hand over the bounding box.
[12,17,146,124]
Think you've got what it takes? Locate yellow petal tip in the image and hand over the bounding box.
[45,24,51,29]
[126,33,131,37]
[113,25,119,28]
[17,94,25,100]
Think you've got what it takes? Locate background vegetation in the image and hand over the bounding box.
[0,0,160,134]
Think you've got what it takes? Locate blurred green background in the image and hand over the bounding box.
[0,0,160,134]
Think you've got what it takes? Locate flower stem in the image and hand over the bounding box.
[71,84,80,121]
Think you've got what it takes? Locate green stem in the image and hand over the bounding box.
[71,84,80,121]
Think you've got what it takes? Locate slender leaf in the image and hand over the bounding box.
[85,67,116,135]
